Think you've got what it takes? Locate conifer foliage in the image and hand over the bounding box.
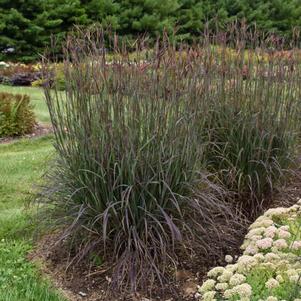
[0,0,300,61]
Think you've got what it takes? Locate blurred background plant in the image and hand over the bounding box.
[1,0,301,62]
[0,63,42,86]
[0,92,36,137]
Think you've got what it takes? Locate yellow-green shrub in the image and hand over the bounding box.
[0,92,36,137]
[31,78,45,87]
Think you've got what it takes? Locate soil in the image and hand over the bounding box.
[29,225,243,301]
[29,166,301,301]
[0,123,53,144]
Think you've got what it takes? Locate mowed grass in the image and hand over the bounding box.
[0,85,50,123]
[0,136,53,235]
[0,136,65,301]
[0,83,65,300]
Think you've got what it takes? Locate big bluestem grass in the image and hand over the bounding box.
[199,26,301,212]
[39,29,236,293]
[38,25,301,293]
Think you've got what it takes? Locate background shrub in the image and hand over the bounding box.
[31,63,65,90]
[0,92,36,137]
[0,64,42,86]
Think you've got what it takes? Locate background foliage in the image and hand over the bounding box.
[0,0,301,61]
[0,92,36,137]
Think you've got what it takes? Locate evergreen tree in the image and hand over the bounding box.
[83,0,120,29]
[0,0,44,61]
[0,0,300,61]
[176,0,205,41]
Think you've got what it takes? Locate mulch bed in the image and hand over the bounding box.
[0,123,53,144]
[29,225,244,301]
[29,160,301,301]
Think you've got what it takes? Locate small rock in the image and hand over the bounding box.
[78,291,87,297]
[195,292,202,299]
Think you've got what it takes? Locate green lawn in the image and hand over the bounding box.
[0,136,65,301]
[0,84,66,300]
[0,85,50,124]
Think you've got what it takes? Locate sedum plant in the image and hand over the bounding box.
[198,200,301,301]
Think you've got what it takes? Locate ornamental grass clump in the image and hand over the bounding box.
[39,25,301,293]
[39,29,235,293]
[200,27,301,210]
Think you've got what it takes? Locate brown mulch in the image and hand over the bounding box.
[29,168,301,301]
[29,225,243,301]
[0,123,53,144]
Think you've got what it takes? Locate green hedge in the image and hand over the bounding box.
[0,92,36,137]
[0,0,301,62]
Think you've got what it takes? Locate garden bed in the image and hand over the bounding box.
[30,224,242,301]
[26,28,301,301]
[30,174,301,301]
